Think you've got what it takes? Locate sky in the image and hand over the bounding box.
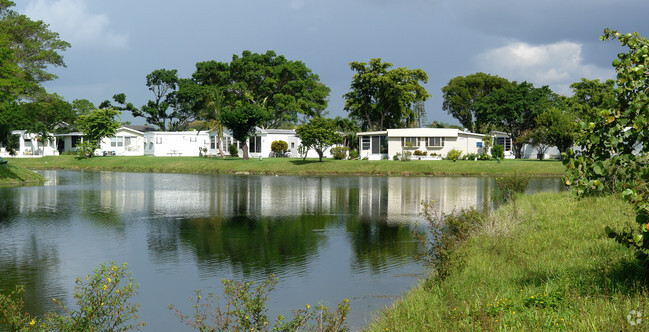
[16,0,649,127]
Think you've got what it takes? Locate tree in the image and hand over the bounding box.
[343,58,430,131]
[0,0,69,133]
[334,116,360,150]
[219,103,270,160]
[413,101,426,128]
[568,78,616,124]
[441,73,511,133]
[75,108,121,158]
[535,107,577,159]
[295,117,343,162]
[477,81,559,158]
[131,68,196,131]
[564,29,649,265]
[72,99,96,116]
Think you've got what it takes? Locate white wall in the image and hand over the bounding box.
[144,131,210,156]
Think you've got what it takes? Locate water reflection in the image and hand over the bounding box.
[0,171,563,331]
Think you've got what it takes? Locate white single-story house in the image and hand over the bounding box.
[358,128,487,160]
[98,126,145,156]
[55,132,84,154]
[0,130,58,157]
[144,130,210,156]
[211,128,339,159]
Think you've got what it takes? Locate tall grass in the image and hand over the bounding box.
[366,192,649,331]
[0,164,45,186]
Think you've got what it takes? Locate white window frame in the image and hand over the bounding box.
[401,137,419,148]
[361,136,370,150]
[426,137,444,148]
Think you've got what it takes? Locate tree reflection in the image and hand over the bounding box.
[345,217,420,274]
[176,215,336,278]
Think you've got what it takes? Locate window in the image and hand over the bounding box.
[189,136,197,142]
[249,136,262,153]
[426,137,444,147]
[401,137,419,147]
[125,136,134,146]
[156,137,162,144]
[361,136,370,150]
[110,136,123,147]
[476,141,483,148]
[71,136,80,148]
[210,136,216,149]
[496,137,511,151]
[291,142,295,149]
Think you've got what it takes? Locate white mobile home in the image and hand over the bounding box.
[213,128,338,159]
[144,131,210,156]
[0,130,59,157]
[98,127,145,156]
[358,128,485,160]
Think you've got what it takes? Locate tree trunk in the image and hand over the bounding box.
[218,132,225,158]
[242,143,249,160]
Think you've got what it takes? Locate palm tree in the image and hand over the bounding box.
[200,86,226,158]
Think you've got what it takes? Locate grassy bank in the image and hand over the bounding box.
[9,155,565,177]
[366,191,649,331]
[0,163,45,186]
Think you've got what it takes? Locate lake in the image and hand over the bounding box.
[0,171,563,330]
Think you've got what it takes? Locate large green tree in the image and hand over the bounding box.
[477,81,559,158]
[535,107,577,159]
[343,58,430,131]
[0,0,69,134]
[295,117,343,162]
[568,78,616,124]
[441,72,511,133]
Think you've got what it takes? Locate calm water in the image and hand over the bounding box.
[0,171,563,330]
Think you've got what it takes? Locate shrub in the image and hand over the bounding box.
[348,149,359,160]
[445,149,461,162]
[271,140,288,157]
[416,202,486,280]
[228,144,239,157]
[331,146,348,160]
[0,262,144,331]
[491,144,504,159]
[401,151,412,161]
[492,173,530,205]
[75,141,98,158]
[170,275,350,331]
[393,153,400,161]
[413,150,426,156]
[463,153,479,160]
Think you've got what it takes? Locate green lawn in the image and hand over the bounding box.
[0,163,45,186]
[365,191,649,331]
[9,155,565,177]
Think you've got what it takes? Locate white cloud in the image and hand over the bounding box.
[477,41,613,95]
[25,0,128,50]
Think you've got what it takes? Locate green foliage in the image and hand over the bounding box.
[445,149,461,162]
[220,103,270,159]
[0,262,143,332]
[348,149,359,160]
[568,78,616,124]
[331,146,348,160]
[492,173,530,205]
[477,82,560,158]
[228,143,239,157]
[401,150,412,161]
[271,140,288,157]
[413,150,426,156]
[75,141,98,158]
[441,72,511,133]
[491,144,504,159]
[535,107,577,158]
[416,202,486,280]
[169,275,350,332]
[131,68,192,131]
[295,117,343,162]
[75,108,121,158]
[564,29,649,266]
[344,58,430,131]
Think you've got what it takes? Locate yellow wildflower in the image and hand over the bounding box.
[107,277,112,283]
[30,319,35,325]
[103,284,108,290]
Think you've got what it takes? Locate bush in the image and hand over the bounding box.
[75,141,98,158]
[348,149,359,160]
[401,151,412,161]
[491,144,504,159]
[416,202,486,280]
[393,153,400,161]
[413,150,427,156]
[228,144,239,157]
[0,262,144,331]
[463,153,479,160]
[331,146,348,160]
[271,140,288,157]
[170,275,350,331]
[492,173,530,205]
[445,149,461,162]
